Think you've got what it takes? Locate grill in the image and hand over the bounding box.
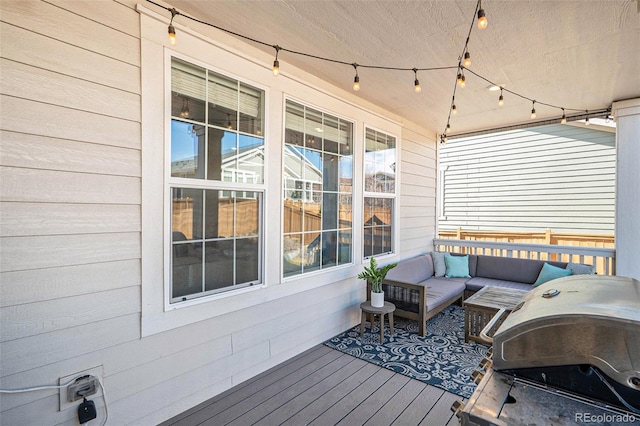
[453,275,640,425]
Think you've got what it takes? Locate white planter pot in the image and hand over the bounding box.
[371,291,385,308]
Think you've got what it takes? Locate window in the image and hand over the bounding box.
[283,100,354,277]
[169,57,264,303]
[363,128,396,257]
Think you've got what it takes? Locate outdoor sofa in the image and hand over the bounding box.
[374,252,594,336]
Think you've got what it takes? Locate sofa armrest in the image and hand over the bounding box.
[382,278,427,335]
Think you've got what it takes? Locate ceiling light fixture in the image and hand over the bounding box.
[477,1,488,29]
[352,63,360,91]
[530,100,536,119]
[498,89,504,106]
[272,45,281,76]
[168,8,178,45]
[413,68,422,93]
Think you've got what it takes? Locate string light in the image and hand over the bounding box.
[272,45,281,76]
[413,68,422,93]
[585,110,590,125]
[530,100,536,119]
[463,51,471,68]
[560,108,567,124]
[440,134,448,144]
[148,0,606,138]
[446,122,451,131]
[179,98,189,118]
[168,8,178,45]
[477,1,488,29]
[352,63,360,91]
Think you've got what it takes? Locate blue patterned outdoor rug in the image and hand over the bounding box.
[324,304,489,398]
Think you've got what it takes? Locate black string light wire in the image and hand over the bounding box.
[143,0,609,142]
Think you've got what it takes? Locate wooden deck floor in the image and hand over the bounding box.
[160,345,462,426]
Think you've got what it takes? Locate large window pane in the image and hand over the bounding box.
[170,57,263,303]
[283,100,354,277]
[363,127,396,258]
[364,196,394,257]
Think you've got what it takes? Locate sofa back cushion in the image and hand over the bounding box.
[385,253,434,283]
[474,255,566,284]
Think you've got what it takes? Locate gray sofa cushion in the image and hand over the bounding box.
[425,279,466,312]
[385,253,434,283]
[430,251,447,277]
[474,255,566,284]
[465,277,533,292]
[382,276,464,311]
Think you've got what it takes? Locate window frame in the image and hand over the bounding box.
[362,125,398,259]
[164,52,268,309]
[281,97,356,279]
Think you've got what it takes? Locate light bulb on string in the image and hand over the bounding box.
[463,51,471,68]
[456,72,466,88]
[585,111,590,125]
[530,101,536,119]
[272,45,281,76]
[168,8,178,45]
[413,68,421,93]
[560,108,567,124]
[446,122,451,131]
[477,1,488,29]
[352,63,360,92]
[498,89,504,106]
[452,104,458,114]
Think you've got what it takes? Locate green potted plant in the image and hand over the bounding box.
[358,257,397,307]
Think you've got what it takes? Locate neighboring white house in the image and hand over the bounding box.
[438,123,616,235]
[0,1,436,424]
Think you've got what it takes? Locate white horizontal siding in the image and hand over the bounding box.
[398,128,437,257]
[439,124,615,234]
[0,2,437,425]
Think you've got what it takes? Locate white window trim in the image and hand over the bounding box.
[140,9,275,336]
[362,124,399,260]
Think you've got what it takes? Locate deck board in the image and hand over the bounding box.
[160,345,463,426]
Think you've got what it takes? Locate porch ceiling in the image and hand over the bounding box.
[166,0,640,135]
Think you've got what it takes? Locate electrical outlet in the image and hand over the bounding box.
[67,375,98,403]
[59,366,103,412]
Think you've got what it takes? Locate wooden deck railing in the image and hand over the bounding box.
[433,238,616,276]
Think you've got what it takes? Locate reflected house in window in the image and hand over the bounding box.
[282,100,354,277]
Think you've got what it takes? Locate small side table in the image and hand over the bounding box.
[360,301,396,343]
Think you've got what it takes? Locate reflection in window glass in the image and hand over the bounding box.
[283,101,353,276]
[171,189,262,301]
[169,56,264,303]
[171,57,265,185]
[364,128,396,258]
